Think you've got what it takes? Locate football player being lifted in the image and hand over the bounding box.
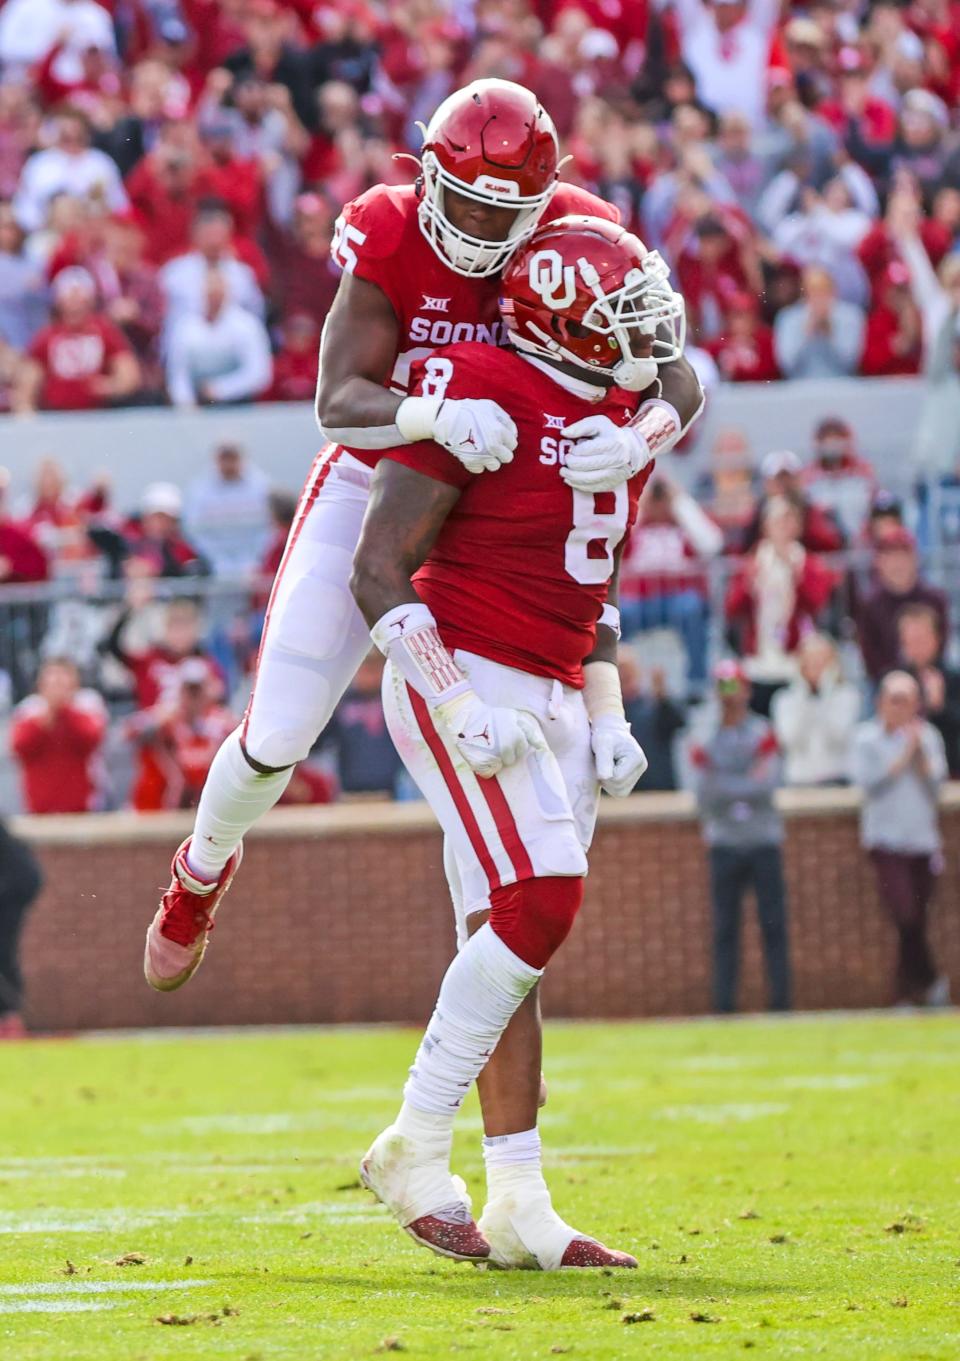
[350,212,684,1268]
[142,81,702,1233]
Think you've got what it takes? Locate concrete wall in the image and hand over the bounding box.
[14,786,959,1032]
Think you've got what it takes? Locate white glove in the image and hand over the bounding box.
[437,690,545,778]
[434,399,517,473]
[590,713,648,797]
[560,415,651,493]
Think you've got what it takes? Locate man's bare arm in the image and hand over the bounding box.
[658,353,705,435]
[314,273,405,444]
[350,460,461,625]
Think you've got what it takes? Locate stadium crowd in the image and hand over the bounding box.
[1,0,960,407]
[0,430,957,816]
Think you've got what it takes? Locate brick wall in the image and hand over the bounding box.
[13,790,960,1032]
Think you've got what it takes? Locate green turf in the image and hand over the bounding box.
[0,1014,957,1360]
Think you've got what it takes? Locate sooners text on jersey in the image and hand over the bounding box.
[376,343,654,688]
[330,182,618,467]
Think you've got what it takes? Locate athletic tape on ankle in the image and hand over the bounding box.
[371,602,471,706]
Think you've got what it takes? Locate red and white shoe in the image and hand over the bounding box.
[360,1125,491,1263]
[143,838,243,992]
[479,1173,638,1271]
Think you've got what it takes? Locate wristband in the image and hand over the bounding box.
[583,659,626,721]
[396,395,443,443]
[599,603,621,639]
[632,398,681,457]
[371,601,470,706]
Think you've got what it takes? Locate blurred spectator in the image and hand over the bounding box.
[893,90,951,198]
[0,83,41,202]
[0,201,48,351]
[705,292,778,383]
[258,487,297,589]
[159,201,265,337]
[319,650,402,796]
[126,657,236,811]
[710,112,766,222]
[165,268,273,407]
[126,124,206,265]
[891,186,960,473]
[0,0,116,81]
[773,266,866,380]
[20,456,108,563]
[266,311,320,402]
[0,467,50,585]
[95,213,166,392]
[854,527,948,683]
[740,450,844,554]
[620,474,723,697]
[771,633,860,786]
[896,603,960,776]
[264,191,339,326]
[697,426,758,544]
[222,0,317,133]
[10,657,107,813]
[12,266,141,413]
[675,212,761,345]
[860,261,923,377]
[122,481,210,578]
[851,671,949,1007]
[12,108,128,233]
[617,646,685,792]
[100,587,220,709]
[689,660,790,1014]
[761,168,876,306]
[184,442,271,577]
[801,417,877,543]
[669,0,780,128]
[725,496,836,713]
[0,821,42,1040]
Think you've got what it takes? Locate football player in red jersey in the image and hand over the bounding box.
[349,216,678,1269]
[143,81,701,1198]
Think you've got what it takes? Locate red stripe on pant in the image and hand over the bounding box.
[241,445,342,746]
[407,684,502,894]
[476,775,534,881]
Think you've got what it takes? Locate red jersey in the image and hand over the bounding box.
[379,343,653,689]
[28,315,132,411]
[330,181,618,467]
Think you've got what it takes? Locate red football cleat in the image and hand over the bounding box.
[560,1238,638,1269]
[405,1212,492,1262]
[143,838,243,992]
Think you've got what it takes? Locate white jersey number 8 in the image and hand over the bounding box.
[564,486,629,585]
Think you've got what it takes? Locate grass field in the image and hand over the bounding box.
[0,1014,957,1361]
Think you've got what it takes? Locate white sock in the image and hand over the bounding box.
[185,729,294,881]
[483,1126,542,1170]
[403,923,541,1119]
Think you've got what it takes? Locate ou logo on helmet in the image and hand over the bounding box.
[528,249,577,310]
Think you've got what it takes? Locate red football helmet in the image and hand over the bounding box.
[499,216,686,390]
[417,79,559,278]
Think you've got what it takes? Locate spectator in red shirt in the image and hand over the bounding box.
[126,123,204,265]
[266,311,319,402]
[122,482,210,579]
[675,211,756,344]
[126,657,236,811]
[619,475,724,696]
[101,581,221,709]
[861,260,923,376]
[707,291,779,382]
[725,496,837,714]
[13,266,140,413]
[0,469,50,585]
[264,191,340,326]
[855,527,949,682]
[21,456,108,564]
[740,450,845,553]
[801,416,877,543]
[10,657,107,813]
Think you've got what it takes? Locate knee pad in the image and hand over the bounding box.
[489,876,585,970]
[241,707,317,769]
